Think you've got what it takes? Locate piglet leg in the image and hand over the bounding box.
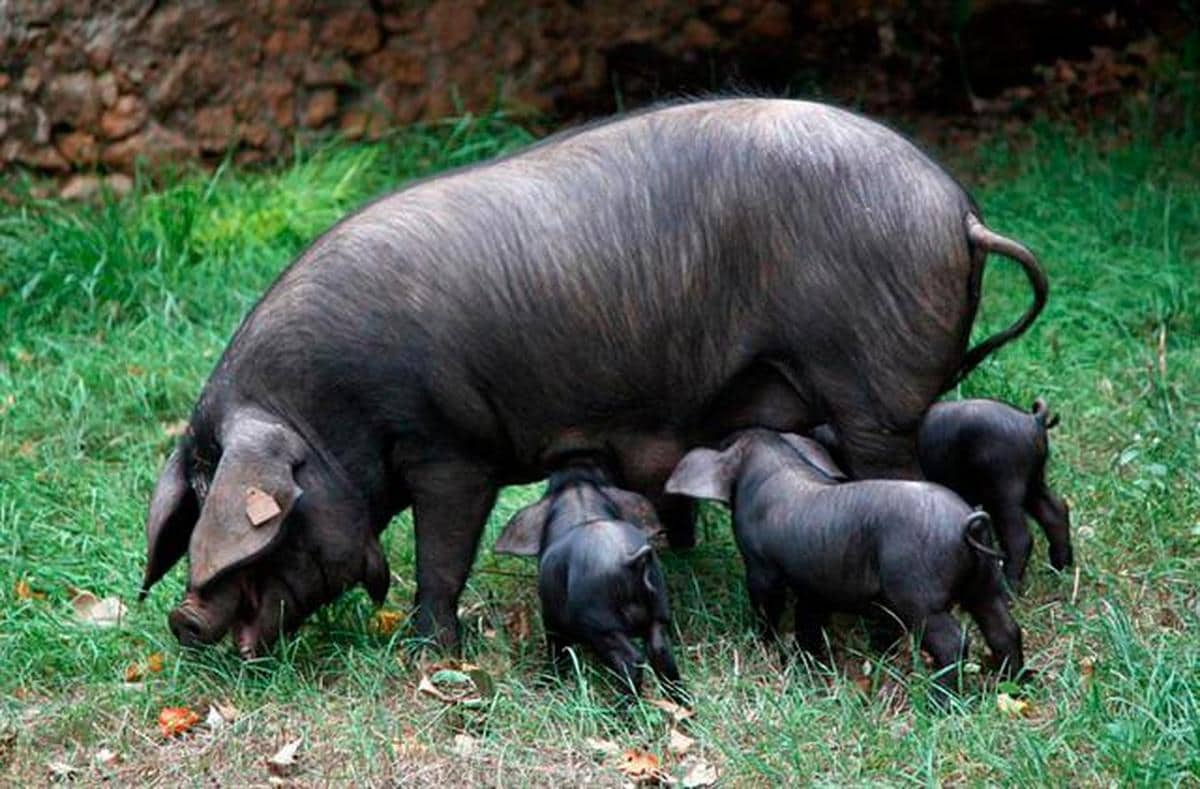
[646,622,687,704]
[1026,484,1073,570]
[966,595,1025,680]
[920,612,969,700]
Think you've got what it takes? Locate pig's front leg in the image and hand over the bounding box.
[744,562,787,643]
[794,603,830,657]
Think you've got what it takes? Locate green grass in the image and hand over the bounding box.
[1,112,1197,785]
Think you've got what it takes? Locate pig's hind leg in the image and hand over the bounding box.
[918,612,970,699]
[1026,481,1073,571]
[964,593,1025,680]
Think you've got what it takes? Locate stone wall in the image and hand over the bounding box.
[0,0,1172,187]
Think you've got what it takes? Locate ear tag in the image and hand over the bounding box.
[245,486,282,527]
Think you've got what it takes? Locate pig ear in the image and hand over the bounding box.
[494,499,551,556]
[188,416,305,590]
[141,445,200,598]
[606,489,664,537]
[361,532,390,605]
[626,545,656,594]
[779,433,848,481]
[665,447,738,503]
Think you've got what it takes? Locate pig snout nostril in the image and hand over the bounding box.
[169,607,209,646]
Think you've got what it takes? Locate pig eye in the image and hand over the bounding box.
[191,476,209,501]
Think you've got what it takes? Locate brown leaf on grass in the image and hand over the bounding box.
[266,737,302,776]
[72,591,127,627]
[996,693,1033,718]
[93,747,120,767]
[417,661,494,708]
[452,733,478,758]
[46,761,78,781]
[369,609,406,635]
[649,698,694,724]
[205,700,239,730]
[157,706,200,738]
[503,603,531,640]
[668,727,695,756]
[393,724,428,759]
[14,579,46,601]
[245,486,282,527]
[163,419,189,438]
[214,700,239,722]
[681,758,719,787]
[1079,655,1097,687]
[617,748,667,783]
[124,652,164,683]
[585,737,621,758]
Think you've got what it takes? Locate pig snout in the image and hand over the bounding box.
[168,595,229,647]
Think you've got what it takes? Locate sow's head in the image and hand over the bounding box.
[141,409,390,657]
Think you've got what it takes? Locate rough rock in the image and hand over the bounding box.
[102,123,196,170]
[302,90,338,128]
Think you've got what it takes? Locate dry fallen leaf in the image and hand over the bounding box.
[146,652,165,673]
[93,747,120,767]
[157,706,201,738]
[124,663,143,683]
[996,692,1032,718]
[649,698,695,724]
[452,733,478,758]
[205,706,226,731]
[369,609,406,635]
[266,737,302,776]
[14,579,46,601]
[163,419,190,438]
[72,591,127,627]
[585,737,621,758]
[617,748,666,783]
[245,486,282,526]
[46,761,78,781]
[669,727,695,756]
[205,700,240,730]
[417,662,494,708]
[681,758,719,787]
[215,700,239,722]
[503,604,531,640]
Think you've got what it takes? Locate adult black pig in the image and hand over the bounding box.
[141,98,1047,655]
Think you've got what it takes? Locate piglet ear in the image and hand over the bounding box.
[142,444,199,598]
[605,489,664,537]
[779,433,848,481]
[494,499,551,557]
[187,415,305,590]
[361,532,391,605]
[625,545,656,594]
[665,447,737,503]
